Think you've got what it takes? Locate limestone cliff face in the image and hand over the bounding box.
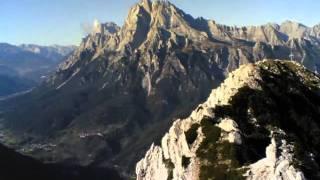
[54,0,320,87]
[136,60,320,180]
[216,24,286,45]
[54,0,320,85]
[3,0,320,177]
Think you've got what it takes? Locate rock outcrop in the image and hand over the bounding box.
[2,0,320,177]
[136,60,320,180]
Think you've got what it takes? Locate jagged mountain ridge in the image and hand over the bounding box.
[1,0,320,177]
[211,20,320,45]
[136,60,320,180]
[57,2,320,75]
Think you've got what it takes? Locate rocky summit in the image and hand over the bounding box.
[136,60,320,180]
[1,0,320,178]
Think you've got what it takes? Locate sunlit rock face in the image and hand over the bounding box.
[2,0,320,177]
[137,60,320,180]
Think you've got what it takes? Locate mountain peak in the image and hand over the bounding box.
[279,20,308,39]
[140,0,152,12]
[118,0,191,49]
[90,20,120,35]
[281,20,307,27]
[127,0,179,26]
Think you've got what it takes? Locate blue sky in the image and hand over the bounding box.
[1,0,319,46]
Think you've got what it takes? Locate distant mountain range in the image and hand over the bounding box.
[0,0,320,179]
[0,43,76,96]
[19,44,77,63]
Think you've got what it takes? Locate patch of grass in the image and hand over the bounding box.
[182,155,190,168]
[185,124,200,145]
[292,141,304,168]
[200,117,221,142]
[196,118,245,180]
[194,61,320,179]
[226,61,320,179]
[163,157,174,180]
